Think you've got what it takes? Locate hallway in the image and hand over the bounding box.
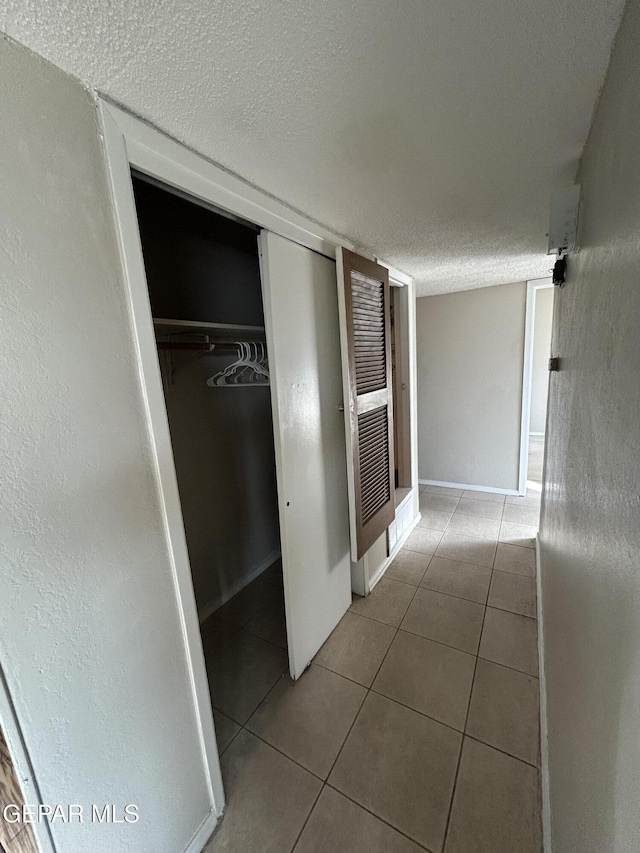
[204,485,541,853]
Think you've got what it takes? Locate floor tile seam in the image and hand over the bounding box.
[440,596,489,850]
[324,581,423,785]
[211,701,244,729]
[438,515,502,544]
[240,725,328,784]
[491,566,536,579]
[210,595,283,632]
[367,685,471,737]
[322,626,398,783]
[497,542,537,551]
[397,624,483,658]
[346,607,405,629]
[484,605,537,624]
[419,495,461,518]
[452,506,505,523]
[499,517,540,531]
[237,664,292,729]
[483,601,538,620]
[404,581,489,612]
[315,626,483,691]
[470,657,540,683]
[238,624,288,651]
[437,532,500,554]
[477,652,539,679]
[217,724,242,758]
[289,781,325,853]
[244,654,371,751]
[417,580,490,607]
[426,553,500,572]
[451,507,504,523]
[460,732,542,771]
[440,525,501,543]
[312,659,372,689]
[499,517,539,536]
[391,552,436,574]
[322,781,437,853]
[404,544,442,558]
[392,564,494,589]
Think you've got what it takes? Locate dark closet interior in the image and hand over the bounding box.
[131,175,285,655]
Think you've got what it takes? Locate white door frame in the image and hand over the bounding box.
[96,97,411,826]
[0,672,56,853]
[519,278,554,495]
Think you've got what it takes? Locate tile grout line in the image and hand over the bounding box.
[322,781,437,853]
[218,527,538,737]
[223,579,427,791]
[314,644,538,709]
[322,572,425,793]
[289,784,325,853]
[460,733,542,772]
[392,572,536,618]
[312,573,438,853]
[350,588,537,661]
[345,489,538,849]
[213,493,541,848]
[440,521,499,853]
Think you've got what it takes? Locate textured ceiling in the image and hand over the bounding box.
[0,0,625,294]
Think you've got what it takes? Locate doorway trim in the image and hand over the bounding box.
[519,278,554,495]
[97,97,411,836]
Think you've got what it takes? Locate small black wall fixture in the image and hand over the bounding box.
[553,255,567,285]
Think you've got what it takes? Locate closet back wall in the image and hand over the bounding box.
[133,179,280,616]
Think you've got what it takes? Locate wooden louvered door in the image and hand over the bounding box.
[337,249,395,561]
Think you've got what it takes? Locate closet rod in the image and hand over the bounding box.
[156,340,262,352]
[156,341,214,352]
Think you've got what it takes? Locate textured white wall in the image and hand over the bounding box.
[0,36,212,852]
[540,0,640,850]
[529,286,553,434]
[416,282,526,490]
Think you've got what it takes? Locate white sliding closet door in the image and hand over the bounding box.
[259,231,352,679]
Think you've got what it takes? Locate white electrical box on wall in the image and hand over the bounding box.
[548,185,580,254]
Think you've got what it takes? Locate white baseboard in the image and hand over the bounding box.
[198,548,281,624]
[536,536,552,852]
[183,808,218,853]
[369,510,422,592]
[418,478,519,496]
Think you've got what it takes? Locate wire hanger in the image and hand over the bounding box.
[206,341,269,387]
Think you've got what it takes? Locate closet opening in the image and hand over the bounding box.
[131,174,288,735]
[390,282,412,505]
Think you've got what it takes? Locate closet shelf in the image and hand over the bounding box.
[153,318,265,339]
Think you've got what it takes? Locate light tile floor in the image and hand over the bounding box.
[204,487,542,853]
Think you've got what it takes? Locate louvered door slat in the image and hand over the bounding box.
[337,248,395,560]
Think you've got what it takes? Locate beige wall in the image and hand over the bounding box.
[540,1,640,851]
[416,282,526,491]
[529,286,554,434]
[0,35,212,852]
